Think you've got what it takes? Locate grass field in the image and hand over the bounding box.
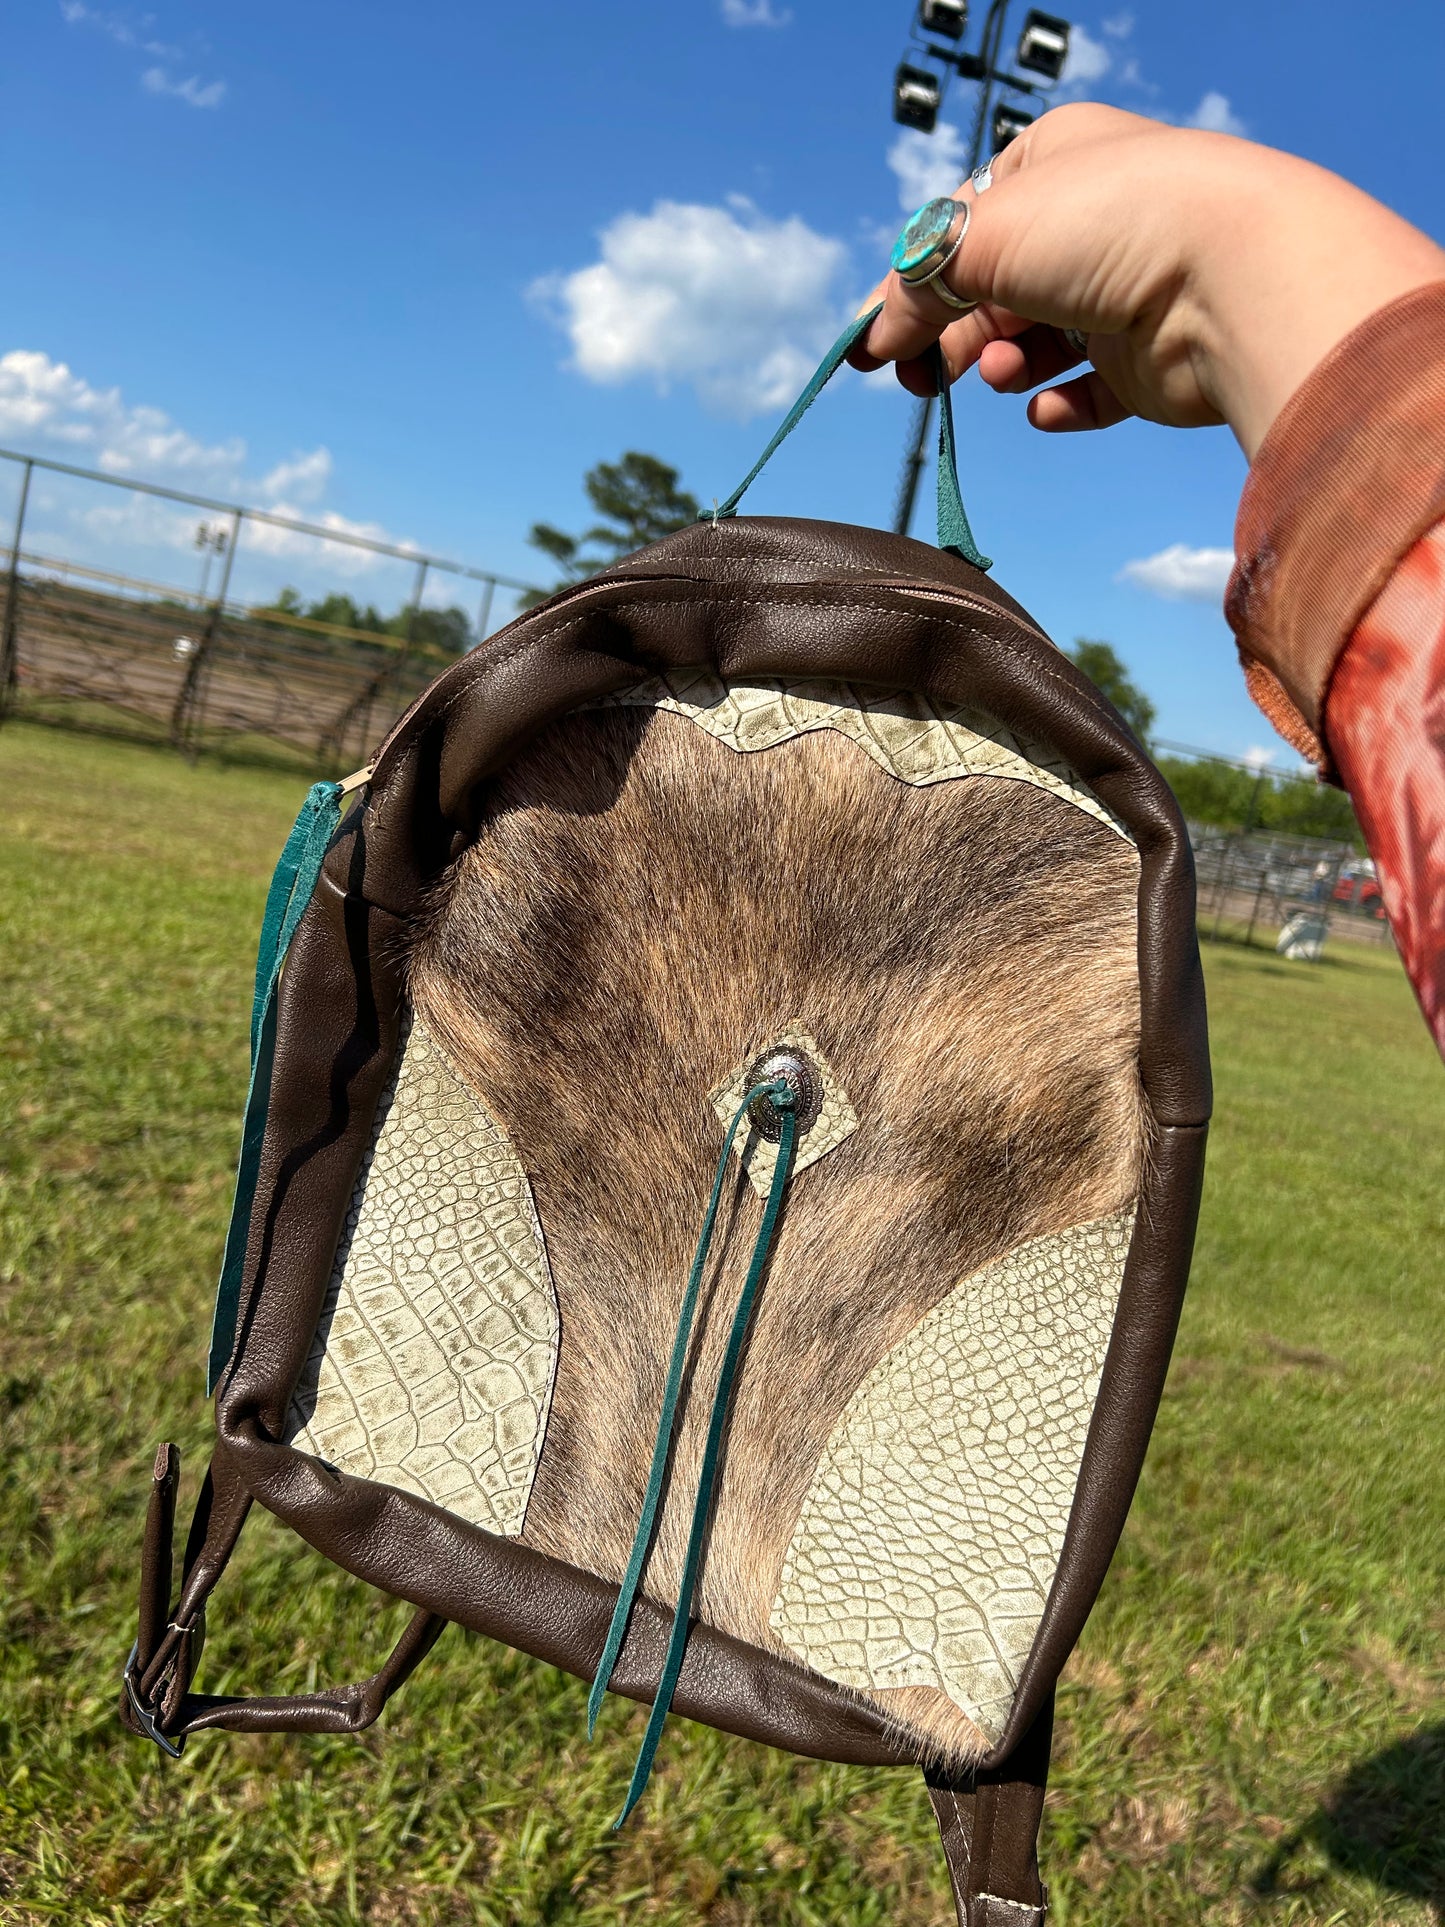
[1,717,1441,1927]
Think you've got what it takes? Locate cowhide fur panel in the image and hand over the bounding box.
[408,697,1144,1766]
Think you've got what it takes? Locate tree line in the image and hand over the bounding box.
[252,586,474,657]
[1156,751,1360,845]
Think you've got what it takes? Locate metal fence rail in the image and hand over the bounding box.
[1190,825,1390,951]
[0,446,536,771]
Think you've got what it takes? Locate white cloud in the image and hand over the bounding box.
[1060,24,1111,85]
[532,198,848,418]
[240,505,403,572]
[0,347,400,576]
[1028,15,1238,133]
[1186,90,1246,136]
[62,488,401,578]
[0,349,246,479]
[258,448,334,505]
[65,491,220,565]
[141,65,225,108]
[1241,745,1276,771]
[61,4,223,100]
[1050,15,1164,104]
[59,2,180,58]
[721,0,791,24]
[886,122,967,213]
[1118,543,1234,601]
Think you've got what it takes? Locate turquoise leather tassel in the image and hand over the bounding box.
[590,1079,798,1825]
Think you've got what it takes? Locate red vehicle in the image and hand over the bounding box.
[1332,858,1387,918]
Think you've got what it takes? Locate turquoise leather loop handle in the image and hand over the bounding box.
[706,302,990,571]
[931,340,991,569]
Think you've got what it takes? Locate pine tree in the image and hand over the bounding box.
[523,453,699,607]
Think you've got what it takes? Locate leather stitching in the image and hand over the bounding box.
[382,591,1133,789]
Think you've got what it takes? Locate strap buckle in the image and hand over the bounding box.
[123,1641,185,1758]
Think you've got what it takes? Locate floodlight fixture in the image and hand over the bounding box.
[1015,8,1070,81]
[893,62,943,131]
[992,101,1035,146]
[918,0,967,39]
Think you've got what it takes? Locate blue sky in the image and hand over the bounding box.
[3,0,1443,762]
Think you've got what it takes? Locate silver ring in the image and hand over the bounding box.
[929,278,980,314]
[971,159,995,194]
[1063,327,1089,356]
[914,207,978,311]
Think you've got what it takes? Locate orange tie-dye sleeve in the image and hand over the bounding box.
[1325,529,1445,1056]
[1225,283,1445,1062]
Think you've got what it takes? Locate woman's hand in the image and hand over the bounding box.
[851,103,1445,458]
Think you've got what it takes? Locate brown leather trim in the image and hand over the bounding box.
[120,1441,182,1744]
[133,1451,250,1731]
[169,1608,448,1738]
[211,514,1210,1774]
[929,1764,980,1923]
[121,1442,448,1747]
[213,1425,914,1766]
[970,1899,1046,1927]
[988,1123,1207,1759]
[1227,279,1445,740]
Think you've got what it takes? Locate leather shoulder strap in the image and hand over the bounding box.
[926,1692,1053,1926]
[120,1444,446,1754]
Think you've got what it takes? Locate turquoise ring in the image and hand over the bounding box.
[890,196,978,311]
[890,195,970,287]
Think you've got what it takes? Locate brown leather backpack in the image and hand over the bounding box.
[122,312,1210,1923]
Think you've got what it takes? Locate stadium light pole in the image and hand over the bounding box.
[889,4,1073,536]
[193,520,229,605]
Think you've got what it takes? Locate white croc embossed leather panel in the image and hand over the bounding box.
[599,669,1132,843]
[708,1024,859,1198]
[288,1016,559,1534]
[770,1209,1135,1743]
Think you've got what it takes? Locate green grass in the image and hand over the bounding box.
[1,717,1441,1927]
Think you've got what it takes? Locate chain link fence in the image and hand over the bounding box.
[0,448,535,772]
[1154,741,1387,958]
[0,450,1400,966]
[1191,826,1390,956]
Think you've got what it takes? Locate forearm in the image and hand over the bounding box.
[1191,141,1445,458]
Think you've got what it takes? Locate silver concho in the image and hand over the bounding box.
[745,1047,823,1143]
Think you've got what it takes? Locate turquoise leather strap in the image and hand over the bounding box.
[932,341,991,568]
[707,302,990,571]
[206,780,342,1393]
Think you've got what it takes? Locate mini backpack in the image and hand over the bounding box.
[122,308,1211,1923]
